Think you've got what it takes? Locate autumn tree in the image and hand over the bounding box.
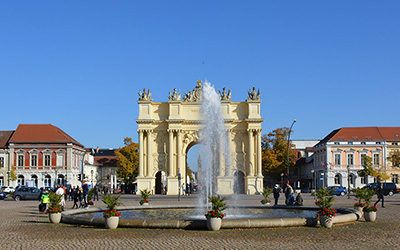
[261,128,297,179]
[359,155,390,182]
[115,137,139,185]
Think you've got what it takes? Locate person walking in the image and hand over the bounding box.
[82,180,89,208]
[273,184,281,205]
[374,181,385,208]
[285,182,294,205]
[72,188,79,209]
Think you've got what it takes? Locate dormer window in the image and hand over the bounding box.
[348,141,353,145]
[376,142,381,145]
[361,142,366,145]
[334,142,340,145]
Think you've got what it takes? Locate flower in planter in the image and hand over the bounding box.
[46,192,63,214]
[139,189,151,205]
[102,194,121,217]
[318,207,337,218]
[205,195,226,219]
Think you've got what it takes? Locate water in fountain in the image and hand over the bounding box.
[197,81,230,213]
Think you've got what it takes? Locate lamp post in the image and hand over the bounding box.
[7,170,10,187]
[347,165,351,199]
[286,119,296,182]
[91,169,94,187]
[178,171,181,201]
[311,169,315,191]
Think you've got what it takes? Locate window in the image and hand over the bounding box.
[347,154,354,166]
[373,153,380,166]
[376,142,381,145]
[348,141,353,145]
[17,175,25,186]
[334,142,340,145]
[31,155,37,166]
[334,154,341,165]
[334,174,342,185]
[31,175,38,187]
[18,155,24,166]
[392,142,398,145]
[0,157,4,168]
[56,153,64,167]
[349,174,355,186]
[44,155,51,166]
[0,176,3,186]
[392,174,399,184]
[360,153,367,166]
[361,176,367,185]
[361,142,366,145]
[44,175,51,187]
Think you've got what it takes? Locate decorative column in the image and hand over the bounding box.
[248,129,254,176]
[219,138,225,176]
[146,130,152,177]
[168,129,174,177]
[177,130,182,176]
[257,129,263,177]
[226,129,232,177]
[138,130,144,177]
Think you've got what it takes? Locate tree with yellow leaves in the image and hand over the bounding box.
[115,137,139,186]
[261,128,297,179]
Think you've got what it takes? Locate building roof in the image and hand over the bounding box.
[0,131,14,148]
[9,124,83,147]
[315,127,400,147]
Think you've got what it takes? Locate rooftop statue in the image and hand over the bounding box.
[183,80,203,102]
[138,88,152,101]
[219,87,232,101]
[168,88,181,101]
[247,87,260,101]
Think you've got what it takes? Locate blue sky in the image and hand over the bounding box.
[1,1,400,152]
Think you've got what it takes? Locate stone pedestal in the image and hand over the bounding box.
[136,177,155,195]
[217,176,234,195]
[246,176,263,194]
[166,177,180,195]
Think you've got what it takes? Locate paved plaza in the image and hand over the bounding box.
[1,194,400,249]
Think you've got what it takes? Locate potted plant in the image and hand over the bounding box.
[315,188,336,228]
[205,195,226,231]
[102,194,122,229]
[139,189,151,205]
[360,188,378,222]
[47,192,63,224]
[87,188,95,206]
[260,188,272,205]
[352,188,366,214]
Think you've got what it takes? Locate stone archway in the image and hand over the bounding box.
[136,81,263,195]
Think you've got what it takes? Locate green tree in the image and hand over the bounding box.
[10,167,17,181]
[261,128,297,179]
[358,155,374,178]
[115,137,139,185]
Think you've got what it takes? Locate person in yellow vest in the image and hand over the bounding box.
[40,191,50,212]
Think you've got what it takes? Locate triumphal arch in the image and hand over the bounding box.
[136,81,263,195]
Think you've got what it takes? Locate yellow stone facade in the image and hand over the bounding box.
[136,82,263,195]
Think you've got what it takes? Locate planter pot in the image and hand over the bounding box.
[207,217,222,231]
[354,206,364,214]
[142,202,149,206]
[105,216,120,229]
[364,211,377,222]
[49,212,62,224]
[319,215,333,228]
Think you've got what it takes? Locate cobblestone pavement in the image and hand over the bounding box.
[1,194,400,249]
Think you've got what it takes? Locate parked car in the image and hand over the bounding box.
[0,186,15,193]
[327,186,347,196]
[0,192,8,200]
[365,182,398,196]
[13,187,41,201]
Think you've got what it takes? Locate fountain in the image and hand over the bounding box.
[61,81,360,229]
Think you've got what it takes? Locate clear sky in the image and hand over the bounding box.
[1,1,400,151]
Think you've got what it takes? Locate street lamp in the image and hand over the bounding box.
[178,171,182,201]
[347,165,351,199]
[311,169,315,191]
[286,119,296,182]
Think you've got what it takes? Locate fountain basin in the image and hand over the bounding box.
[61,205,359,229]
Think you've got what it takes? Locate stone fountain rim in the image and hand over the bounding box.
[61,205,360,229]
